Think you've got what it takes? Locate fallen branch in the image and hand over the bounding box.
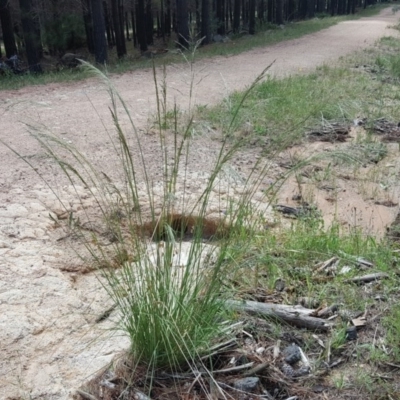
[213,361,254,375]
[157,362,254,380]
[243,361,270,377]
[216,380,271,398]
[346,272,389,284]
[75,389,98,400]
[226,300,332,331]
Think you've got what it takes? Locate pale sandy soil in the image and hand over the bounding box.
[0,7,400,399]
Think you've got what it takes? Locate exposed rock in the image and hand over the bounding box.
[283,344,302,365]
[232,376,259,392]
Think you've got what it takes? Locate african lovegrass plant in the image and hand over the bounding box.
[1,57,285,376]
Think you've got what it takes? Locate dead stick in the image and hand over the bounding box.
[243,361,269,377]
[346,273,389,284]
[226,300,331,331]
[75,389,98,400]
[213,361,254,374]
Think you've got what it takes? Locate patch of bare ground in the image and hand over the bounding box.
[1,7,400,400]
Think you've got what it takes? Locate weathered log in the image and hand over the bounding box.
[226,300,332,332]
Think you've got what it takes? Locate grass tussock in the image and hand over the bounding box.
[2,58,284,378]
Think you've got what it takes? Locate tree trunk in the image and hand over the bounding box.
[165,0,171,34]
[331,0,337,15]
[111,0,125,57]
[316,0,325,12]
[216,0,225,34]
[146,0,153,44]
[119,0,127,52]
[83,0,95,53]
[248,0,255,34]
[307,0,315,17]
[176,0,189,48]
[241,0,247,25]
[228,0,233,27]
[201,0,211,44]
[267,0,273,22]
[233,0,240,32]
[287,0,296,19]
[19,0,42,72]
[103,1,113,47]
[160,0,165,39]
[125,12,130,40]
[0,0,18,57]
[298,0,307,18]
[136,0,147,52]
[131,10,137,46]
[337,0,344,14]
[90,0,108,64]
[275,0,283,24]
[258,0,265,22]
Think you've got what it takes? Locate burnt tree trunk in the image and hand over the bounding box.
[146,0,153,44]
[267,0,274,22]
[317,0,325,12]
[233,0,240,32]
[275,0,283,24]
[0,0,18,57]
[287,0,296,19]
[216,0,225,34]
[111,0,126,57]
[165,0,171,35]
[201,0,211,44]
[90,0,108,63]
[307,0,315,17]
[19,0,42,72]
[103,1,114,47]
[331,0,337,15]
[258,0,265,22]
[83,0,95,53]
[136,0,147,52]
[248,0,255,34]
[119,0,127,52]
[130,10,137,46]
[176,0,189,48]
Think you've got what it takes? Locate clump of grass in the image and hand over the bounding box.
[2,58,283,379]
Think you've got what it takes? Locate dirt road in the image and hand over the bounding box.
[0,7,399,399]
